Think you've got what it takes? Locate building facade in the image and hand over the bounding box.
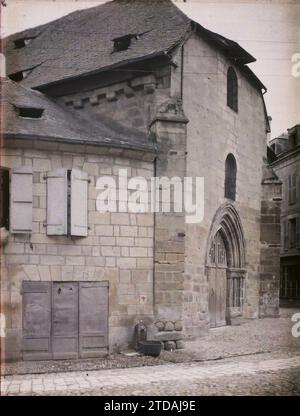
[270,124,300,306]
[1,0,281,363]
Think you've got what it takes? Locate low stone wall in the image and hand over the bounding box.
[153,320,184,350]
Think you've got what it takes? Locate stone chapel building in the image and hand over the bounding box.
[0,0,281,362]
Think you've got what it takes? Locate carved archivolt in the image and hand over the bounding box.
[206,203,246,269]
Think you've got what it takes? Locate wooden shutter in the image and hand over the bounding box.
[292,174,297,204]
[79,282,108,358]
[22,282,52,361]
[70,169,88,237]
[283,219,288,250]
[288,175,292,204]
[296,216,300,249]
[10,166,33,233]
[46,168,67,235]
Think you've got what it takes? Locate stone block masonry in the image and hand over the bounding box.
[1,141,155,360]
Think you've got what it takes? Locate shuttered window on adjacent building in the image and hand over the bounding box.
[289,218,297,249]
[283,219,288,250]
[288,173,297,205]
[296,216,300,249]
[10,166,33,233]
[46,168,88,237]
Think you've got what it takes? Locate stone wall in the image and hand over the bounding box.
[259,164,282,318]
[150,101,188,347]
[1,139,155,360]
[55,66,171,134]
[176,33,269,336]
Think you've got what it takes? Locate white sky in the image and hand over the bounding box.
[1,0,300,138]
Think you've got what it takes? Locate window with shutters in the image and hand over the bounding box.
[227,67,238,112]
[296,216,300,249]
[224,154,237,201]
[0,168,10,229]
[288,174,297,205]
[289,218,297,249]
[46,168,88,237]
[10,166,33,233]
[283,219,288,251]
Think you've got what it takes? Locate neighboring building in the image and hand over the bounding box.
[1,0,281,363]
[270,124,300,306]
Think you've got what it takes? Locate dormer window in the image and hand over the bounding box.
[9,71,24,82]
[8,68,32,82]
[16,106,44,119]
[113,34,135,52]
[14,37,35,49]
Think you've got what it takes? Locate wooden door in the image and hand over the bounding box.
[208,232,227,328]
[22,281,109,361]
[52,282,79,359]
[79,282,108,358]
[22,282,52,361]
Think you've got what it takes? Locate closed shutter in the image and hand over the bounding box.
[79,282,108,358]
[283,219,288,250]
[22,282,52,361]
[10,166,33,233]
[296,216,300,249]
[292,174,297,204]
[46,168,67,235]
[288,176,292,204]
[70,169,88,237]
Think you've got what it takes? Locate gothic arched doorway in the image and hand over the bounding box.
[206,204,247,328]
[208,231,227,327]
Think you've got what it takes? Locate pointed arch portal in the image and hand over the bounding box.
[206,204,247,328]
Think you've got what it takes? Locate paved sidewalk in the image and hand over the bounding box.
[1,356,300,396]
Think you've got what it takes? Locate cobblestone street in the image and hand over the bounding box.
[1,310,300,396]
[1,355,300,396]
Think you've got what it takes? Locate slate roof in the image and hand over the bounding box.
[3,0,263,90]
[1,79,155,152]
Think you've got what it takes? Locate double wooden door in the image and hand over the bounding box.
[22,281,108,360]
[208,232,227,328]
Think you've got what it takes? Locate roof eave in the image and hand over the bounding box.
[31,51,169,92]
[2,132,157,154]
[192,21,256,65]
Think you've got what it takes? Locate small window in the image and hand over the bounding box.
[9,71,24,82]
[113,35,134,52]
[8,68,32,83]
[17,107,44,119]
[224,154,237,201]
[0,168,10,229]
[14,37,35,49]
[227,67,238,112]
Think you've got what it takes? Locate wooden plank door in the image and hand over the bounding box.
[79,282,108,358]
[22,282,52,361]
[208,269,217,328]
[52,282,79,359]
[208,231,227,328]
[215,269,227,327]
